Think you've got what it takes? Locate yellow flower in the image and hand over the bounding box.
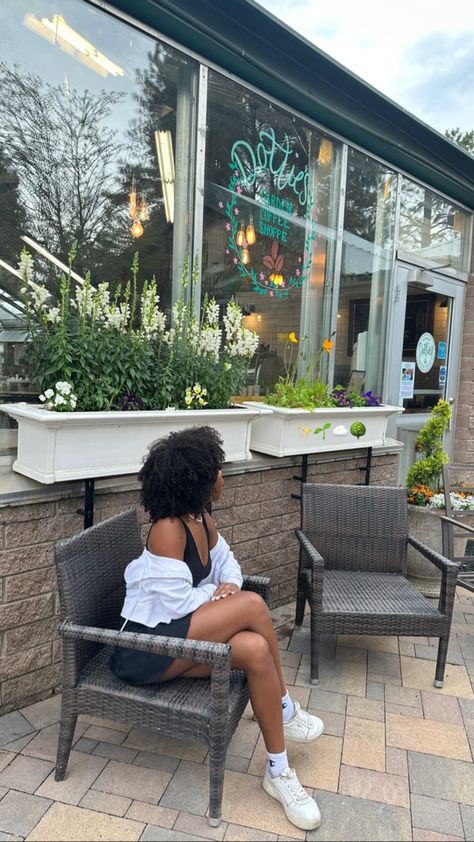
[288,331,298,344]
[322,338,334,352]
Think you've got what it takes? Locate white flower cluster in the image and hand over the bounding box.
[39,381,77,412]
[184,383,208,408]
[223,299,259,358]
[104,302,130,332]
[19,250,34,286]
[71,284,94,319]
[140,283,166,339]
[429,492,474,511]
[29,281,50,313]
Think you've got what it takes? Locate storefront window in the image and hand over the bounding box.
[201,71,341,395]
[0,0,197,405]
[399,178,469,272]
[334,148,396,395]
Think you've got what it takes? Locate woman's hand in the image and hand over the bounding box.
[212,582,241,600]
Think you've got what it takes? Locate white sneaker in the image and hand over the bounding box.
[263,767,321,830]
[283,701,324,743]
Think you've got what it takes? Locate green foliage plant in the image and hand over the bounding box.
[19,248,259,412]
[405,399,452,504]
[267,332,335,409]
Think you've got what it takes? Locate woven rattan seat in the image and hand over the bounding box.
[295,484,458,686]
[323,571,440,616]
[54,509,270,827]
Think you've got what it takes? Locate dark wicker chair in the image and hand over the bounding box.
[441,515,474,593]
[54,508,270,827]
[295,484,458,687]
[441,463,474,591]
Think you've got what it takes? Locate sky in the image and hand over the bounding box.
[257,0,474,136]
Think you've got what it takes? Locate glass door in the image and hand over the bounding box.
[385,263,465,484]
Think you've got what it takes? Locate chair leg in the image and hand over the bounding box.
[295,580,306,627]
[310,610,320,685]
[208,743,225,827]
[434,636,449,688]
[55,713,77,781]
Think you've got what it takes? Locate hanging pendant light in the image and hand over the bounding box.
[236,223,245,247]
[241,247,250,265]
[130,218,144,238]
[128,177,137,220]
[139,194,149,221]
[245,216,256,245]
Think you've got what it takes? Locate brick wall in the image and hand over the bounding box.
[0,452,398,714]
[454,249,474,461]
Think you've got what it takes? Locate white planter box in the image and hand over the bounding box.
[243,402,403,457]
[1,404,266,484]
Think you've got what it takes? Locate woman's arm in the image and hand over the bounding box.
[123,518,217,625]
[203,513,243,593]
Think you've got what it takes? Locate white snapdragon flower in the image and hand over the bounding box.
[198,326,221,362]
[29,281,50,312]
[19,251,34,286]
[46,307,60,324]
[72,284,94,318]
[163,327,176,346]
[205,299,220,327]
[104,302,129,332]
[140,285,167,339]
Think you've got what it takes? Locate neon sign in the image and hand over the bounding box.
[223,128,318,299]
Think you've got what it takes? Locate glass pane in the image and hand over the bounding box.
[201,70,342,396]
[400,285,452,413]
[333,148,396,395]
[0,0,197,404]
[399,177,470,272]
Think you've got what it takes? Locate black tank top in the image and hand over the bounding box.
[146,516,211,587]
[180,517,212,586]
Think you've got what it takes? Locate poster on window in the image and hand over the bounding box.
[400,362,415,399]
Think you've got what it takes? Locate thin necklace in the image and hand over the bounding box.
[186,512,203,523]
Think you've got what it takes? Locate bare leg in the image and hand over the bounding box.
[160,593,287,752]
[167,591,286,694]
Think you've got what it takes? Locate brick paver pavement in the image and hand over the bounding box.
[0,588,473,841]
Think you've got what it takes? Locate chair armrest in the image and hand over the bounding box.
[295,529,325,569]
[242,575,271,606]
[407,535,458,575]
[59,621,231,668]
[439,515,474,535]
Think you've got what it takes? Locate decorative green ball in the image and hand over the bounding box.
[350,421,366,439]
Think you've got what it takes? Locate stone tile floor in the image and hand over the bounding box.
[0,588,473,841]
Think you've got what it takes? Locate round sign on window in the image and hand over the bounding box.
[416,332,436,373]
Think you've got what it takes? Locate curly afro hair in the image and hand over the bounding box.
[139,426,225,522]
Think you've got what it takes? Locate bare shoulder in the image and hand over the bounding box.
[204,510,218,549]
[147,517,186,560]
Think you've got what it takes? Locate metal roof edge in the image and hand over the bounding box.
[102,0,474,209]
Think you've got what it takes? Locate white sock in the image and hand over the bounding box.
[267,749,288,778]
[281,690,296,723]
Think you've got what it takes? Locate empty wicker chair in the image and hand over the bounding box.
[54,508,270,827]
[295,484,458,686]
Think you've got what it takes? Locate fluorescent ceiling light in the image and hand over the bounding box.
[24,13,124,78]
[21,236,91,288]
[154,130,175,224]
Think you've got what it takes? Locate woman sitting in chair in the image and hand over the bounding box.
[112,425,322,831]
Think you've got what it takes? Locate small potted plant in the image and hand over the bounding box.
[244,331,402,457]
[2,249,265,483]
[405,399,464,596]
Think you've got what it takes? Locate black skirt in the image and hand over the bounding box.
[111,614,193,684]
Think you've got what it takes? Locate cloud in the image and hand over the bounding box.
[257,0,474,132]
[392,32,474,131]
